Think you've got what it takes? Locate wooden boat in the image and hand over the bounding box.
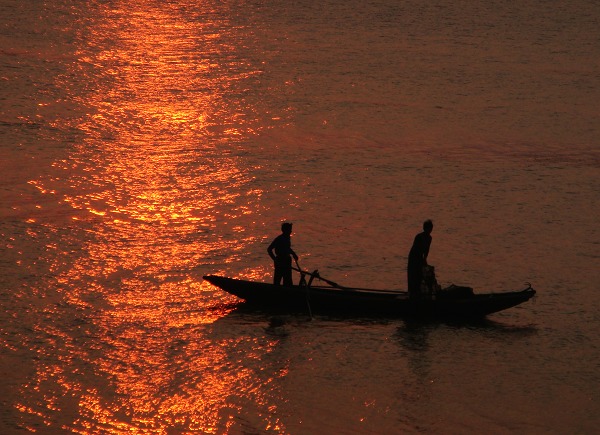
[203,274,536,318]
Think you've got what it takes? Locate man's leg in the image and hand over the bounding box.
[282,267,293,286]
[274,266,282,285]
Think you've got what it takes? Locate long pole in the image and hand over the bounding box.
[292,266,346,289]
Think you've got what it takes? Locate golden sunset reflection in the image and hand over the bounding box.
[5,0,600,433]
[17,2,283,433]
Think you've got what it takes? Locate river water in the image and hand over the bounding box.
[1,0,599,433]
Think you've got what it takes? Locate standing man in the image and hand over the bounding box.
[268,222,298,286]
[407,220,433,299]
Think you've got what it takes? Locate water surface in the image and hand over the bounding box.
[1,0,599,433]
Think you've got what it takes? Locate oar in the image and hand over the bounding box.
[293,265,405,295]
[292,266,346,289]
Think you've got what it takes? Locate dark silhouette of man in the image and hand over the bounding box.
[267,222,298,286]
[407,220,433,299]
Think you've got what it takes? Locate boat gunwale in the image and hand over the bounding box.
[203,275,535,299]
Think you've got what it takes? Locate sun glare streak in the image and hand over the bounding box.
[18,2,283,434]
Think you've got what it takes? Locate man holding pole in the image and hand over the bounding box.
[267,222,298,286]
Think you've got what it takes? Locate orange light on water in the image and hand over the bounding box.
[19,2,280,433]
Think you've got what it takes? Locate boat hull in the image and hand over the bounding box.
[203,275,536,318]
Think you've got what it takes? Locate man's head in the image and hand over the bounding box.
[281,222,293,234]
[423,219,433,233]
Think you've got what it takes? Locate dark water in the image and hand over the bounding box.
[1,0,599,433]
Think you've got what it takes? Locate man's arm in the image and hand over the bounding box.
[423,237,431,264]
[267,240,276,261]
